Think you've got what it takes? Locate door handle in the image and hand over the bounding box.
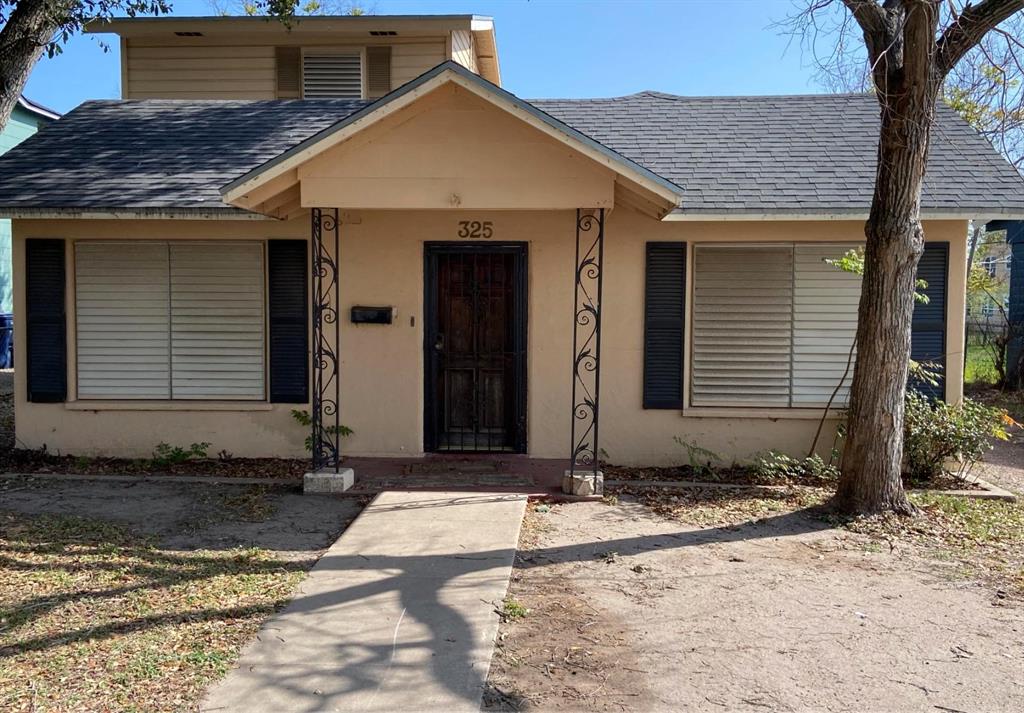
[434,333,445,352]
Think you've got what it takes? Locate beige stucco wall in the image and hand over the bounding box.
[11,213,968,465]
[296,84,617,211]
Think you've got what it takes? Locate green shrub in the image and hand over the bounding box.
[151,442,210,467]
[672,437,720,478]
[752,450,839,483]
[903,393,1013,480]
[291,409,354,452]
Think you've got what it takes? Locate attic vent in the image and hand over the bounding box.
[366,46,391,98]
[276,46,301,99]
[302,52,362,98]
[369,31,397,36]
[174,31,203,36]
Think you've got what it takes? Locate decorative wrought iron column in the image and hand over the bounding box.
[569,208,605,490]
[311,207,341,473]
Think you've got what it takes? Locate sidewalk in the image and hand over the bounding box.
[201,490,528,712]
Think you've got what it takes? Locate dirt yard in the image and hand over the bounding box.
[0,477,363,712]
[485,495,1024,712]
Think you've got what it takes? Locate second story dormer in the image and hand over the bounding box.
[88,14,500,101]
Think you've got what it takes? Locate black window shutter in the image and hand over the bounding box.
[268,240,309,403]
[25,239,67,402]
[644,242,686,409]
[910,241,949,400]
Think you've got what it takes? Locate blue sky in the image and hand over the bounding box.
[24,0,826,114]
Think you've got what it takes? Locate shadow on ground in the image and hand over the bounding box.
[3,480,834,711]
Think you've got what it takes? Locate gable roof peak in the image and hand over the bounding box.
[220,59,685,214]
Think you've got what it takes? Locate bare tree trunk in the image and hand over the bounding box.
[837,85,940,515]
[0,0,70,132]
[824,0,1024,514]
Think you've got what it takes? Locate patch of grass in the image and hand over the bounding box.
[842,493,1024,597]
[912,493,1024,547]
[0,511,310,713]
[499,597,529,621]
[965,343,999,386]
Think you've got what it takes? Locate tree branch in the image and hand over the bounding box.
[842,0,905,92]
[842,0,888,36]
[937,0,1024,75]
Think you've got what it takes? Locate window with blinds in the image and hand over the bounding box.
[170,244,266,399]
[76,243,171,399]
[691,243,862,408]
[792,244,861,406]
[302,52,362,98]
[75,241,265,401]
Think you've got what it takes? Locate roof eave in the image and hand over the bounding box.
[0,206,272,220]
[664,208,1024,221]
[16,96,60,121]
[85,14,481,37]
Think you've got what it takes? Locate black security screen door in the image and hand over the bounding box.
[425,243,527,453]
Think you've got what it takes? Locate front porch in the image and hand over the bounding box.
[304,207,613,496]
[217,63,683,495]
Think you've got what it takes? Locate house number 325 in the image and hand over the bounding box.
[457,220,494,239]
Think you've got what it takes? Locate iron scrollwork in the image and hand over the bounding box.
[311,207,341,472]
[569,208,605,486]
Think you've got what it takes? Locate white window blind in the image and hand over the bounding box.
[76,242,171,399]
[170,243,265,400]
[792,244,861,406]
[692,245,793,406]
[691,243,863,408]
[302,52,362,98]
[75,241,265,401]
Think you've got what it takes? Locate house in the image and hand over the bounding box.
[986,220,1024,384]
[0,97,60,316]
[0,14,1022,492]
[966,233,1010,335]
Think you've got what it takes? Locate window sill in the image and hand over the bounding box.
[681,407,847,420]
[65,401,275,412]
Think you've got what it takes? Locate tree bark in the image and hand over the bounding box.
[0,0,70,132]
[837,74,941,515]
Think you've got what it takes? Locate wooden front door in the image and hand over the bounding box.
[425,244,527,452]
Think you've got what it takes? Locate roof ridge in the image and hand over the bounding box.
[636,90,873,101]
[532,90,875,103]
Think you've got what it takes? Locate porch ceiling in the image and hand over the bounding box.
[221,62,684,219]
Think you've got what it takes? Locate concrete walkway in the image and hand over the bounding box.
[201,491,528,713]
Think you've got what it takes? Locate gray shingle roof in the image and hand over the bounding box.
[0,99,370,213]
[534,92,1024,215]
[0,90,1021,216]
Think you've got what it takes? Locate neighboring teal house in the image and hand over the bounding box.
[0,97,60,313]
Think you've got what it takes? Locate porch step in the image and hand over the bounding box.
[403,459,509,475]
[353,472,535,491]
